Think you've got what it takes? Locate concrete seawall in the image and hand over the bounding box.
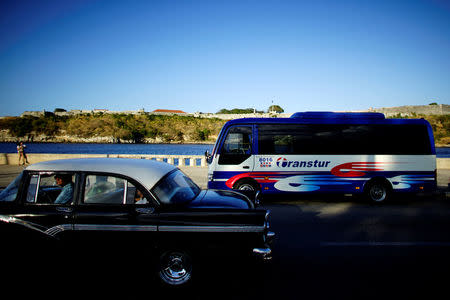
[1,153,449,169]
[0,153,208,167]
[438,158,450,169]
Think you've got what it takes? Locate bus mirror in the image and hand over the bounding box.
[205,151,212,164]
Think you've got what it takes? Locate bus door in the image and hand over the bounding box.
[214,125,254,177]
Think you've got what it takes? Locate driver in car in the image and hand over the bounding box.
[54,174,74,204]
[134,189,148,205]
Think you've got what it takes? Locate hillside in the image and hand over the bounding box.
[0,113,226,144]
[0,111,448,146]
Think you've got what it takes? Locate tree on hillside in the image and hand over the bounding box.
[217,108,264,114]
[268,105,284,113]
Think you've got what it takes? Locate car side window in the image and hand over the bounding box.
[83,175,150,205]
[26,173,75,204]
[26,175,39,203]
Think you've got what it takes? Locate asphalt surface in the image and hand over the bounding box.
[2,165,450,299]
[176,193,450,300]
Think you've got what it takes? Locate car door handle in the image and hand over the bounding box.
[243,166,250,169]
[135,207,155,215]
[56,207,73,213]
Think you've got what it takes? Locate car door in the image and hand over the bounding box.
[72,173,159,252]
[15,171,78,241]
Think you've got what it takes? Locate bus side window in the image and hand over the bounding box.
[218,126,252,165]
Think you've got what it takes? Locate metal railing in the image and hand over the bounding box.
[0,153,207,167]
[106,154,207,167]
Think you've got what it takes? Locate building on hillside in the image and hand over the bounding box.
[368,104,450,117]
[152,109,187,115]
[21,110,46,117]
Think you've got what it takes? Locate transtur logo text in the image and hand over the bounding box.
[276,157,331,168]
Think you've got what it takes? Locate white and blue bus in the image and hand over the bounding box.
[206,112,436,202]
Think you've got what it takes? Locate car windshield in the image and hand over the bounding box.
[0,172,23,202]
[152,170,201,205]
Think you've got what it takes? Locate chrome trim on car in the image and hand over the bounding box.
[0,214,15,223]
[14,222,262,238]
[265,210,270,226]
[42,224,158,237]
[158,225,266,233]
[45,224,73,237]
[266,231,276,244]
[4,212,266,239]
[74,224,158,232]
[0,214,48,235]
[253,247,272,260]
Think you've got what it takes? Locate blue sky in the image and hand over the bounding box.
[0,0,449,116]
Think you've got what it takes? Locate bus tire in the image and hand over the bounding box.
[364,179,391,203]
[233,179,260,193]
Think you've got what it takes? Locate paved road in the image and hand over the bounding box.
[2,165,450,299]
[175,194,450,299]
[175,168,450,299]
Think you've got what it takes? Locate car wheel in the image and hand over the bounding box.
[365,179,391,203]
[159,250,193,286]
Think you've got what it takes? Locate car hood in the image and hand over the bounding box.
[187,190,254,209]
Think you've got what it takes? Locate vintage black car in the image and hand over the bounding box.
[0,158,274,286]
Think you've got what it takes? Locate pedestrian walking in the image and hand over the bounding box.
[17,141,29,165]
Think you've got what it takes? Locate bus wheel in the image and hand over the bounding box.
[234,179,260,193]
[365,179,391,203]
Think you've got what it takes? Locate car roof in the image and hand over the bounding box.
[26,158,177,190]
